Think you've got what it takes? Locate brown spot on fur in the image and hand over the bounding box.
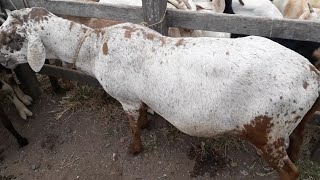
[0,26,25,52]
[29,8,50,23]
[124,31,132,38]
[94,29,105,38]
[144,33,156,40]
[176,39,186,47]
[303,81,309,89]
[69,22,75,31]
[123,26,139,39]
[160,37,166,46]
[242,115,273,149]
[102,42,108,55]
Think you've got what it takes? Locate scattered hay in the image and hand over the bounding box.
[298,159,320,180]
[187,141,230,177]
[56,84,105,119]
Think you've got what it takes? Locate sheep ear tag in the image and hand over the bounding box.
[27,33,46,72]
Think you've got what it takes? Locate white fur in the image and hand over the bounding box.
[231,0,283,18]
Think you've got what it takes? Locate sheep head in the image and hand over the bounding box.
[0,8,50,72]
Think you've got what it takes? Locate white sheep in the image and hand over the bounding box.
[1,8,319,179]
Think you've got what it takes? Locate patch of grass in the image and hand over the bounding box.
[203,136,253,157]
[56,84,105,119]
[298,159,320,180]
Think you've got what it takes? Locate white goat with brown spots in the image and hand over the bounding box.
[1,8,320,180]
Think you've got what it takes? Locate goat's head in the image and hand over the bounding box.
[0,8,51,72]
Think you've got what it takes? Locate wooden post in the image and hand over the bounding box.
[14,63,41,100]
[142,0,168,35]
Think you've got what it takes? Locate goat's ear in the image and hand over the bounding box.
[27,32,46,72]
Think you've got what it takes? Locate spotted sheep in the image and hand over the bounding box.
[1,7,320,180]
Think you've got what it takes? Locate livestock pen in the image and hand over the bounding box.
[1,0,320,179]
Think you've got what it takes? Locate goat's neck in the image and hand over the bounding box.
[33,17,92,65]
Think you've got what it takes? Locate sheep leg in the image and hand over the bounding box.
[45,59,66,94]
[125,104,148,154]
[0,108,29,147]
[242,119,299,179]
[1,81,32,120]
[288,97,320,162]
[6,75,33,105]
[246,136,299,180]
[139,103,149,129]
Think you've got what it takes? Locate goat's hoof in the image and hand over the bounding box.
[128,143,142,155]
[22,95,33,105]
[18,137,29,147]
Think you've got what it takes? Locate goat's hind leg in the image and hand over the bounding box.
[242,123,299,180]
[248,136,299,180]
[0,108,29,147]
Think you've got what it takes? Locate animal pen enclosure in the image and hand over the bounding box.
[2,0,320,166]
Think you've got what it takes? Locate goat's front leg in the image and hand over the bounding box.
[6,75,33,105]
[1,80,32,120]
[123,103,148,154]
[0,108,29,147]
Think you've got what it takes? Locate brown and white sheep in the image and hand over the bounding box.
[1,8,320,179]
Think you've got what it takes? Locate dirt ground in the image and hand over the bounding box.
[1,81,320,180]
